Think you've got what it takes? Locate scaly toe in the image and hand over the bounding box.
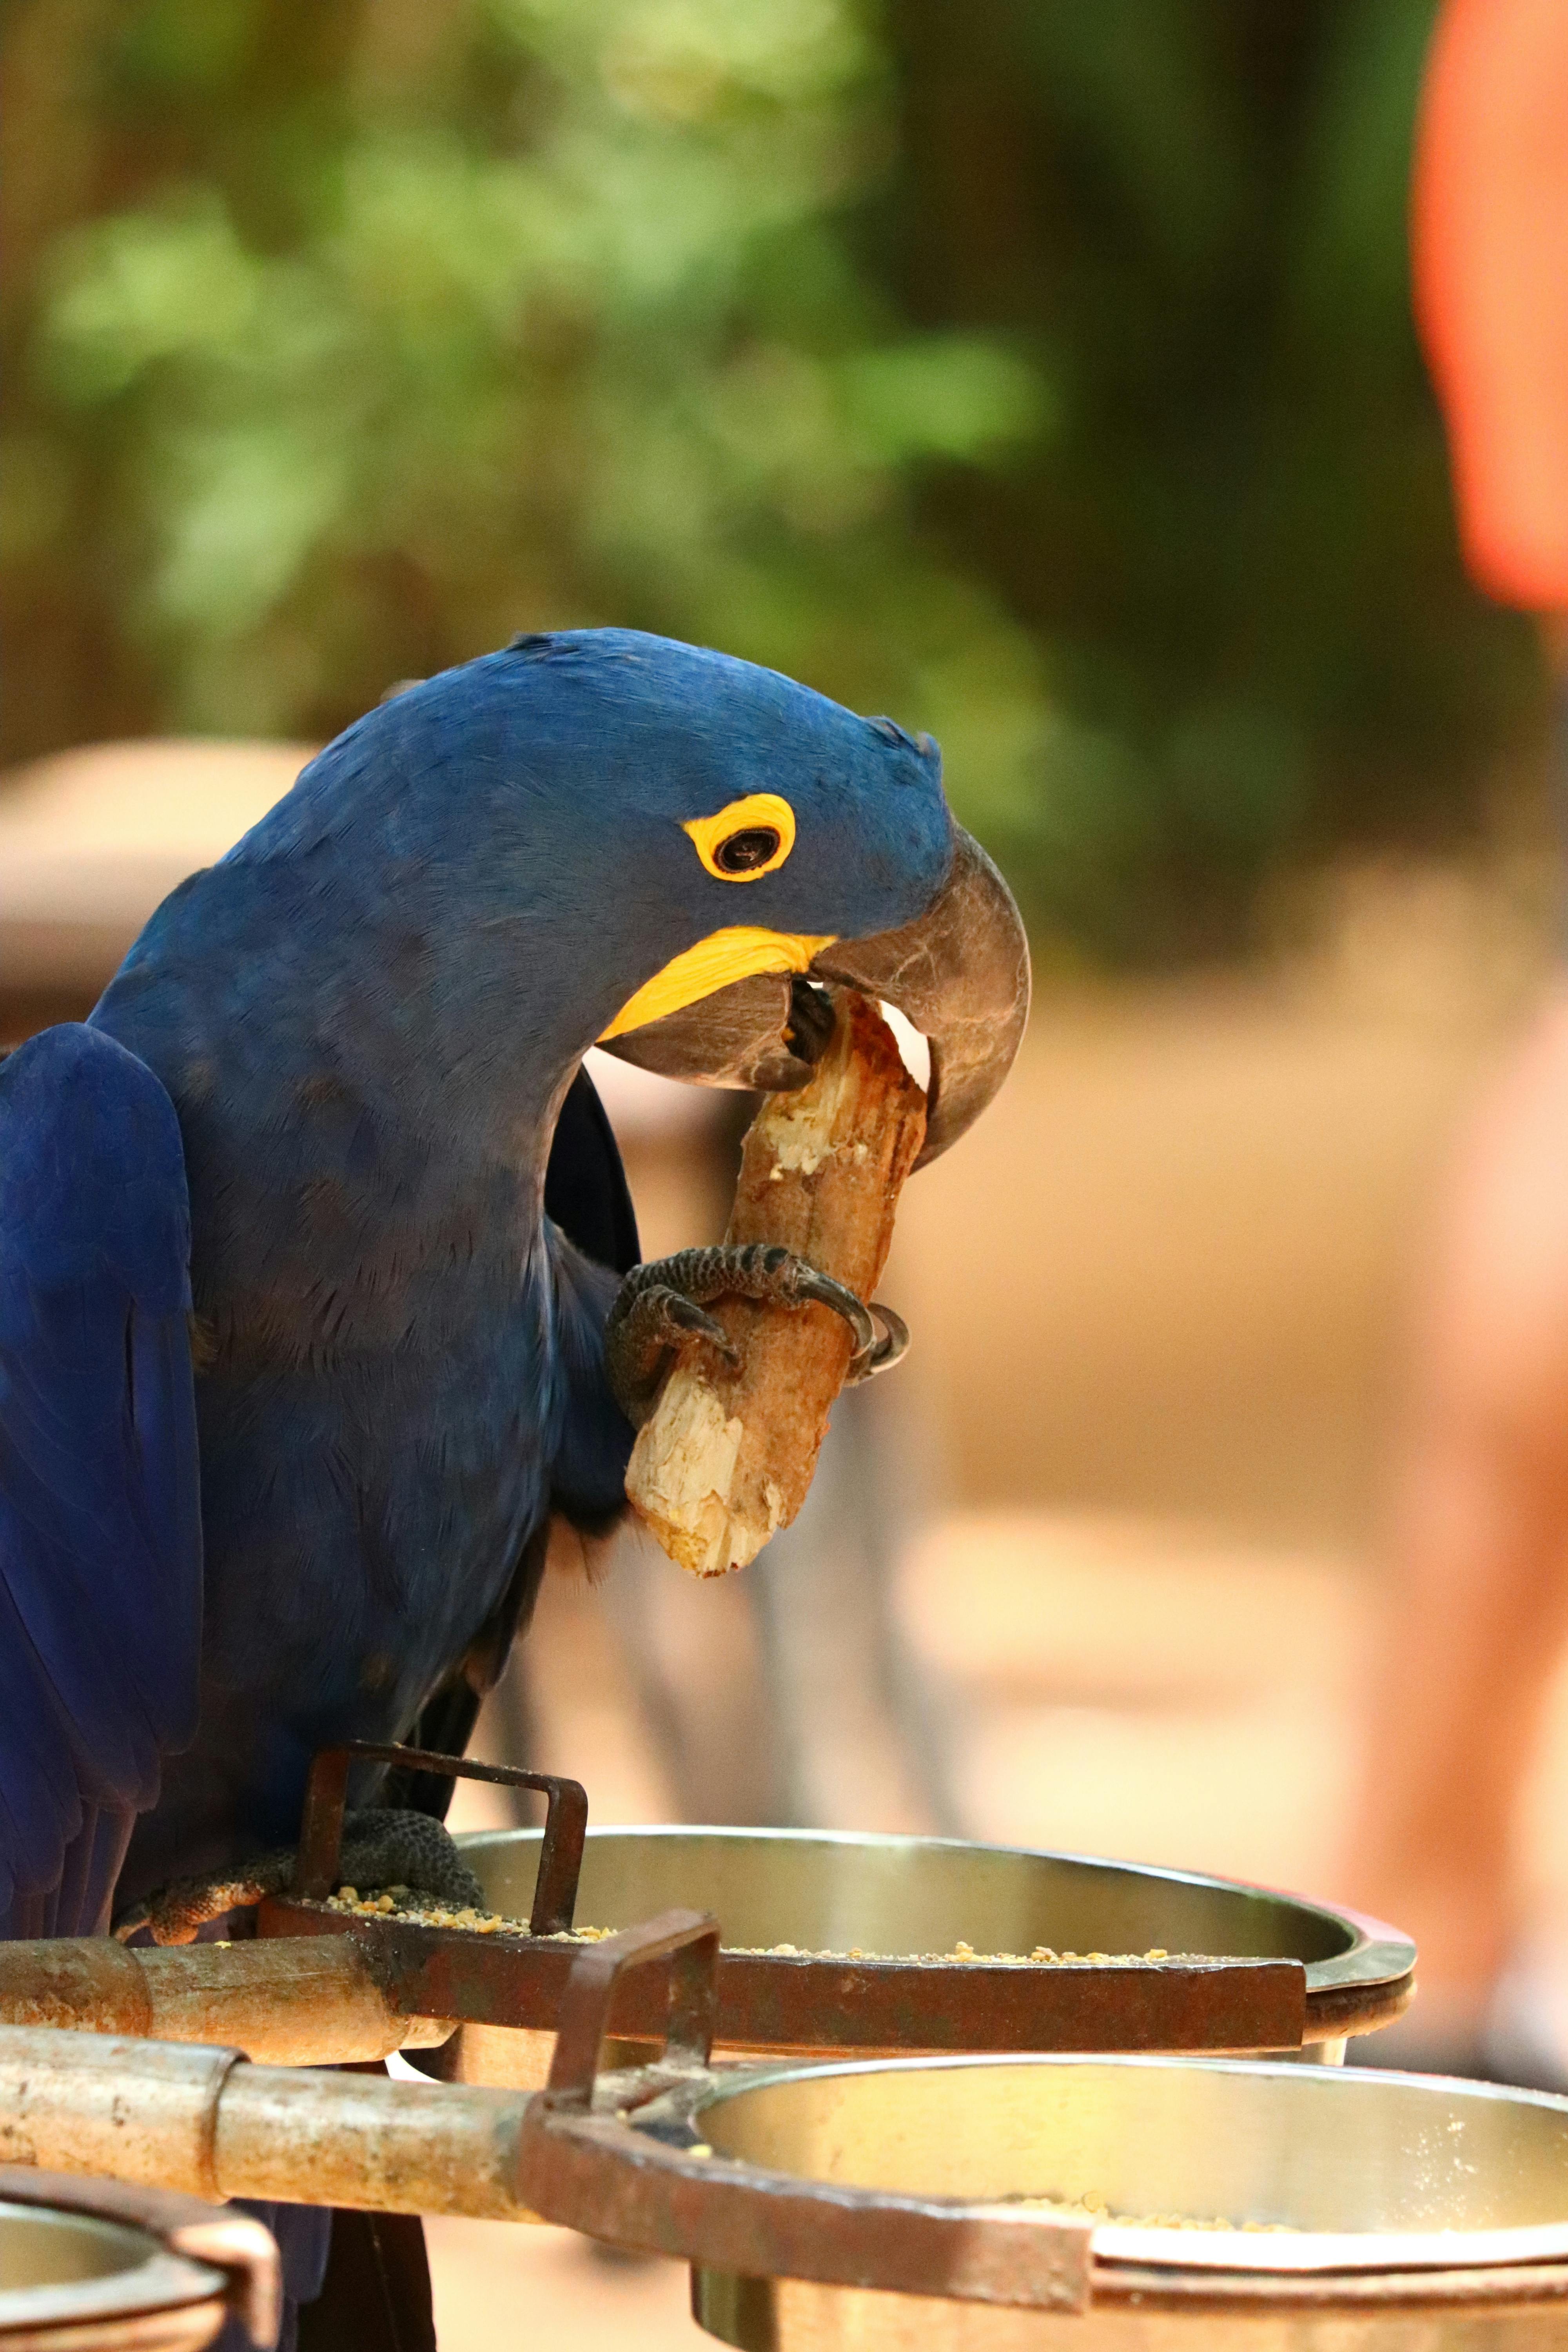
[338,1809,486,1911]
[113,1857,291,1945]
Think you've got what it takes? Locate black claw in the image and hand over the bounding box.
[605,1272,746,1426]
[777,1261,876,1362]
[847,1301,910,1382]
[784,978,835,1065]
[659,1292,742,1364]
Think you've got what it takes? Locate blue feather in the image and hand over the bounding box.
[0,1025,201,1935]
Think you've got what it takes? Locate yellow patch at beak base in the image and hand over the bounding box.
[599,926,835,1041]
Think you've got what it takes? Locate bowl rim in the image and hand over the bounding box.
[456,1822,1416,2031]
[684,2053,1568,2277]
[0,2200,226,2328]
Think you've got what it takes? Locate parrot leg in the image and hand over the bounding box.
[112,1808,487,1945]
[605,1241,907,1427]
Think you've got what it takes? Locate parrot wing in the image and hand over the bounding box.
[0,1025,203,1936]
[389,1060,639,1815]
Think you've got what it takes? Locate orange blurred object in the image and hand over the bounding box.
[1415,0,1568,608]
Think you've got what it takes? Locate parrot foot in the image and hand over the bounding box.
[332,1808,487,1914]
[605,1241,908,1426]
[112,1808,486,1945]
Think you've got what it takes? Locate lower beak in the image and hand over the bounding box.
[600,826,1030,1166]
[593,970,830,1094]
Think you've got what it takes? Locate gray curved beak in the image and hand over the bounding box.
[809,827,1030,1166]
[601,825,1030,1166]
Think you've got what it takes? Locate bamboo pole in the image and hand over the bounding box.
[0,1936,452,2065]
[0,2027,535,2218]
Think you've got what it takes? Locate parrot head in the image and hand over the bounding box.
[161,628,1027,1166]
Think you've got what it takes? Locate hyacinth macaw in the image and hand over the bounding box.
[0,629,1028,2334]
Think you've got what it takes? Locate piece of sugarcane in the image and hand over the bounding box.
[626,990,925,1577]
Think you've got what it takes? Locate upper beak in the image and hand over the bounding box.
[600,826,1030,1167]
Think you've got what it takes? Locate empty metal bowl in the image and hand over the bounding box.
[0,2168,276,2346]
[532,2045,1568,2348]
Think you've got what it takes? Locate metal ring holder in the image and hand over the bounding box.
[518,1917,1095,2312]
[290,1740,588,1934]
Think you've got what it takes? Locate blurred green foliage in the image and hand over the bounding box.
[0,0,1545,961]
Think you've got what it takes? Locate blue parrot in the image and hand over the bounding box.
[0,629,1028,2342]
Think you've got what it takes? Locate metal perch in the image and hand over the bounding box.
[0,2021,542,2219]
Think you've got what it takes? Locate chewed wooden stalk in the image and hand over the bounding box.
[626,991,926,1577]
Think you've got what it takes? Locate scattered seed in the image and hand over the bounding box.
[320,1888,1196,1973]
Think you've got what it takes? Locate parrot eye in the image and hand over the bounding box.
[683,792,796,882]
[714,826,781,874]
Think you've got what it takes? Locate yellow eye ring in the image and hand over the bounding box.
[683,793,796,883]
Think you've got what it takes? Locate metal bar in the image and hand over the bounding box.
[134,1937,454,2063]
[544,1911,720,2110]
[0,2031,244,2201]
[270,1910,568,2033]
[0,2018,1090,2312]
[11,2023,1568,2327]
[211,2063,530,2217]
[292,1747,352,1902]
[0,1936,154,2037]
[0,1931,452,2063]
[259,1893,1308,2055]
[526,1775,590,1936]
[0,2025,538,2220]
[706,1949,1307,2058]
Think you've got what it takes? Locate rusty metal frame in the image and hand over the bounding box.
[265,1745,1319,2054]
[263,1893,1313,2054]
[4,2017,1568,2323]
[291,1742,587,1933]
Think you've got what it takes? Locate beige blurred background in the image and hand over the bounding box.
[8,739,1568,2346]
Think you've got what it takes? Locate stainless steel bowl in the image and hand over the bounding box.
[0,2169,276,2346]
[272,1751,1411,2082]
[694,2051,1568,2240]
[549,2048,1568,2348]
[449,1824,1410,2067]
